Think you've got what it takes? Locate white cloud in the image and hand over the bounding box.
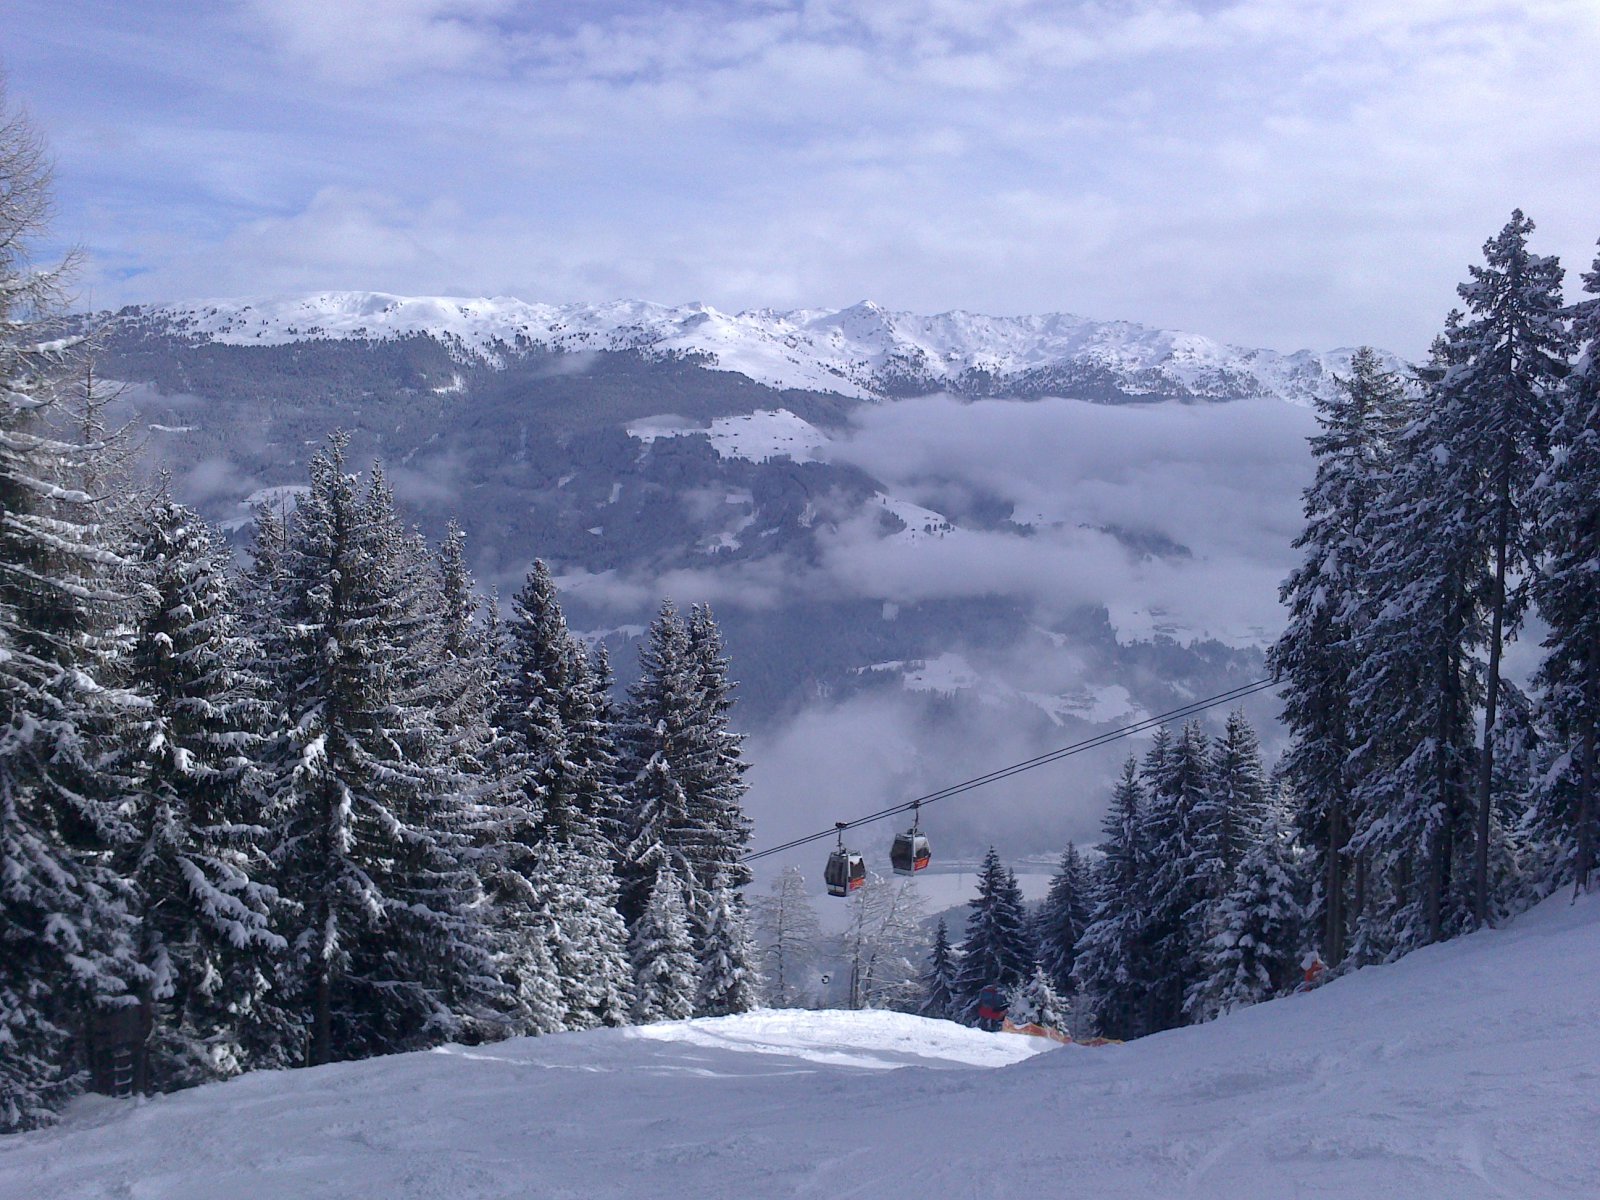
[243,0,521,83]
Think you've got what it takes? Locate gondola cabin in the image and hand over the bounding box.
[889,829,932,876]
[825,846,867,896]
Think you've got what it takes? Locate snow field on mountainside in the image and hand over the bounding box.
[627,408,829,463]
[4,890,1596,1199]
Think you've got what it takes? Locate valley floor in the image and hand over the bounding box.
[4,890,1598,1199]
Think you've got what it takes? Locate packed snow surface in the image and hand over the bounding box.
[131,291,1387,404]
[5,892,1597,1198]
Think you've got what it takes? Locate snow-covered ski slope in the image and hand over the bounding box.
[5,891,1598,1199]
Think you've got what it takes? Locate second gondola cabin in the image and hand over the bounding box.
[889,828,931,876]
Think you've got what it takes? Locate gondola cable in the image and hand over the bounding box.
[743,674,1279,866]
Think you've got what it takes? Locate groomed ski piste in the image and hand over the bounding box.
[4,890,1597,1199]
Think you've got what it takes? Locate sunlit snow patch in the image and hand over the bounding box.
[627,1009,1054,1071]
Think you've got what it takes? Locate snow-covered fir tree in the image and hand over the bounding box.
[919,917,960,1022]
[1184,799,1305,1023]
[527,842,634,1030]
[753,865,821,1008]
[0,90,141,1131]
[261,436,491,1064]
[683,604,753,893]
[1034,843,1093,999]
[1435,211,1572,925]
[1205,711,1270,878]
[562,640,629,862]
[120,500,292,1090]
[952,848,1035,1024]
[1530,239,1600,895]
[629,864,697,1023]
[618,601,754,998]
[426,523,515,805]
[1007,965,1069,1032]
[1177,711,1272,988]
[494,561,633,1026]
[617,602,703,930]
[1074,758,1149,1040]
[1345,332,1488,959]
[1272,346,1404,968]
[695,878,761,1018]
[1139,722,1213,1032]
[577,644,630,858]
[498,561,603,852]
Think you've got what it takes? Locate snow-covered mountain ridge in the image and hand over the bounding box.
[114,291,1396,404]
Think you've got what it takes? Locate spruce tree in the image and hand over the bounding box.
[1074,758,1149,1040]
[1347,340,1487,957]
[695,879,761,1018]
[1272,347,1403,967]
[498,561,601,851]
[952,848,1035,1024]
[473,817,563,1038]
[264,437,489,1063]
[428,523,515,805]
[619,601,753,936]
[527,843,634,1030]
[494,562,633,1026]
[1139,722,1212,1032]
[0,87,140,1131]
[579,644,630,858]
[1185,800,1305,1022]
[120,500,291,1089]
[1034,843,1092,999]
[1205,711,1269,877]
[1008,965,1069,1032]
[1532,239,1600,894]
[683,604,753,893]
[629,864,697,1023]
[919,917,960,1022]
[1438,212,1572,925]
[617,602,701,929]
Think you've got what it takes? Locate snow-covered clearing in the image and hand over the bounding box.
[627,408,829,462]
[5,891,1597,1199]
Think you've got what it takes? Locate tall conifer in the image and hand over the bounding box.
[1437,212,1572,924]
[1532,239,1600,892]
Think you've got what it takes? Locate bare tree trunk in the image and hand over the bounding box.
[1578,631,1599,893]
[1324,803,1346,966]
[1353,850,1368,946]
[1474,456,1513,926]
[311,966,332,1066]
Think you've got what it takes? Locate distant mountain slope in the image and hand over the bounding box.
[6,890,1595,1199]
[88,296,1319,856]
[108,291,1401,405]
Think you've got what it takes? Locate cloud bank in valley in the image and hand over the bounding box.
[687,394,1315,865]
[818,394,1315,644]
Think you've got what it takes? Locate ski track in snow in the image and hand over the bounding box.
[3,893,1598,1199]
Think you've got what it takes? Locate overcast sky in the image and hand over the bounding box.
[9,0,1599,357]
